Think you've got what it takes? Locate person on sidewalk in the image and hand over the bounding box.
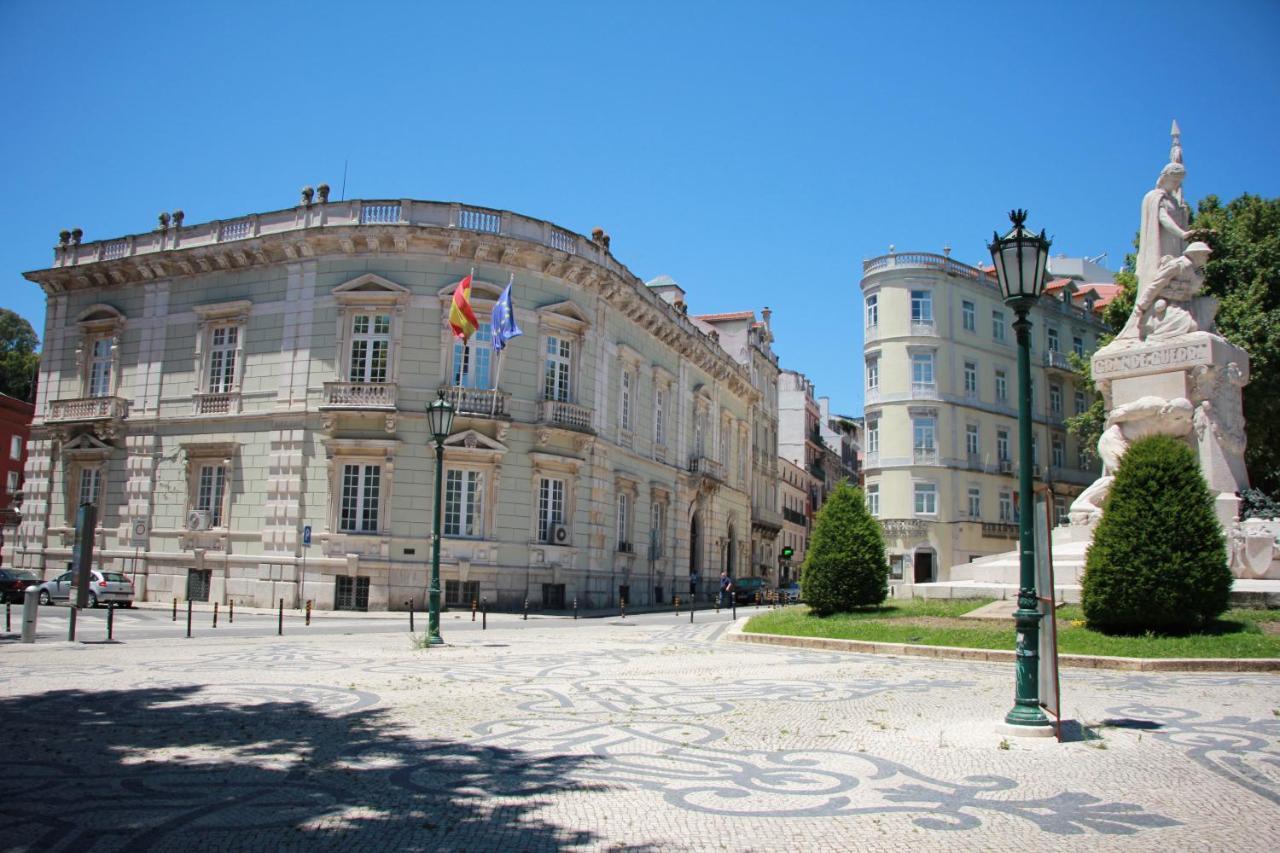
[719,570,733,608]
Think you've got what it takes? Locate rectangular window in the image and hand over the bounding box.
[197,464,227,527]
[1047,327,1060,352]
[78,468,101,508]
[866,483,879,517]
[6,471,18,493]
[1050,383,1063,415]
[9,436,21,460]
[995,369,1008,402]
[351,313,393,384]
[650,502,666,556]
[335,576,371,611]
[1078,445,1090,469]
[452,324,491,389]
[910,290,933,323]
[444,469,483,538]
[992,310,1006,342]
[340,463,380,533]
[616,492,630,549]
[866,294,878,328]
[965,424,980,457]
[1073,335,1085,358]
[654,388,666,446]
[911,353,934,386]
[963,361,978,395]
[444,579,481,608]
[999,491,1013,521]
[1054,497,1068,526]
[543,336,572,402]
[620,369,633,431]
[88,337,112,397]
[866,358,879,391]
[962,300,975,332]
[537,477,565,542]
[914,483,937,515]
[968,487,981,518]
[913,417,936,452]
[208,326,238,393]
[997,429,1010,462]
[866,420,879,454]
[1052,436,1065,468]
[1074,389,1087,415]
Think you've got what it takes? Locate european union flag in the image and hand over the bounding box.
[490,277,523,353]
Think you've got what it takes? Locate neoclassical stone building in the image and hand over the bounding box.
[18,195,758,610]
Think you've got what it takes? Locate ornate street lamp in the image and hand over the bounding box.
[988,209,1052,730]
[425,391,456,645]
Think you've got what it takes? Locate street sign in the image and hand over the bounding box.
[302,525,312,547]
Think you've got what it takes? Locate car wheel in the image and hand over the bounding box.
[39,590,52,606]
[87,592,98,609]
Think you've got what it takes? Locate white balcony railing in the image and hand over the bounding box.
[360,203,401,224]
[540,399,592,431]
[865,388,881,406]
[863,452,880,469]
[458,206,501,233]
[47,396,129,423]
[910,382,937,399]
[321,381,398,409]
[688,455,726,483]
[909,320,937,337]
[193,392,237,415]
[441,386,510,418]
[913,448,939,465]
[218,219,253,241]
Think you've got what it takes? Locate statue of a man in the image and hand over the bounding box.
[1118,162,1194,340]
[1137,241,1212,341]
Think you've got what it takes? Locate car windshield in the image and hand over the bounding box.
[11,571,40,581]
[101,572,130,583]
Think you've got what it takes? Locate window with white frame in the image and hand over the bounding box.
[1050,383,1063,415]
[9,436,21,461]
[866,420,879,455]
[913,416,936,454]
[650,499,667,557]
[620,368,633,432]
[997,429,1010,462]
[444,469,484,538]
[1054,496,1068,525]
[965,424,980,457]
[999,490,1013,521]
[654,386,666,447]
[720,420,731,467]
[866,483,880,517]
[992,310,1006,342]
[1052,435,1065,468]
[1078,445,1090,469]
[350,313,392,383]
[963,361,978,395]
[1074,389,1086,415]
[194,301,249,413]
[913,482,937,515]
[452,324,492,389]
[196,463,228,527]
[866,356,879,392]
[78,467,102,508]
[866,294,878,328]
[962,300,976,332]
[911,353,934,387]
[207,326,239,393]
[537,477,566,542]
[5,471,18,493]
[340,463,381,533]
[616,492,631,550]
[87,337,113,397]
[1047,327,1060,352]
[910,290,933,323]
[967,486,981,518]
[544,336,572,402]
[995,369,1008,402]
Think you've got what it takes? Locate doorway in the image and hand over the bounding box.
[913,551,935,583]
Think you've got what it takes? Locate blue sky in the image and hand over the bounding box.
[2,1,1277,415]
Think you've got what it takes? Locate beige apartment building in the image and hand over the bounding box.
[17,194,758,610]
[859,250,1107,583]
[777,456,810,583]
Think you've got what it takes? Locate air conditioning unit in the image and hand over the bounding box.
[186,510,213,531]
[548,523,570,545]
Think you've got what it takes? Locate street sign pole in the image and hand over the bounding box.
[300,525,311,609]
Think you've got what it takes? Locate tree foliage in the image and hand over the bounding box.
[1191,193,1280,494]
[800,481,888,615]
[0,309,39,401]
[1081,435,1231,634]
[1066,251,1135,462]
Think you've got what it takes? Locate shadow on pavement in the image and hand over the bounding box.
[0,684,628,851]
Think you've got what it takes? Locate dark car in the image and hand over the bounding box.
[0,568,42,603]
[732,576,767,604]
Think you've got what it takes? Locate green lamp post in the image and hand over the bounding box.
[425,391,456,645]
[988,209,1052,728]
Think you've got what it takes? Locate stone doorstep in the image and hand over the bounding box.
[723,624,1280,673]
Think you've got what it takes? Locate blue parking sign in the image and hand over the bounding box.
[302,525,312,547]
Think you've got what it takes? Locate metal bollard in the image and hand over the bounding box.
[408,599,415,633]
[523,598,528,620]
[186,599,192,638]
[278,598,284,635]
[715,594,720,614]
[229,600,234,623]
[68,605,77,642]
[5,602,10,632]
[107,603,115,640]
[481,597,487,630]
[690,596,694,623]
[21,586,39,643]
[620,598,626,619]
[172,597,178,621]
[573,597,578,620]
[471,598,477,622]
[674,595,680,616]
[213,602,219,628]
[732,598,737,619]
[306,600,312,626]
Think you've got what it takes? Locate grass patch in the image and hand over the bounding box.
[744,600,1280,658]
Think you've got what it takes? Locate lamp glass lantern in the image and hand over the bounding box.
[988,209,1052,310]
[427,393,456,444]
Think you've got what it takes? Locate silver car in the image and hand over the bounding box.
[38,569,134,608]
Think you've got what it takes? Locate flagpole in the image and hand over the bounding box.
[490,272,516,419]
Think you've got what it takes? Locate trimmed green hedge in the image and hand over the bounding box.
[800,481,888,615]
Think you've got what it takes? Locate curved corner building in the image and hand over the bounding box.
[19,196,758,610]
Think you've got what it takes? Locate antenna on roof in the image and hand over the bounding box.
[1085,252,1108,265]
[340,159,349,202]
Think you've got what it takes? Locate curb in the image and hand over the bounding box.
[725,627,1280,672]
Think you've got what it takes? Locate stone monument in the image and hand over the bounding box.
[1068,123,1277,579]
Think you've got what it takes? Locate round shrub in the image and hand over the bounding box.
[801,481,888,615]
[1081,434,1231,634]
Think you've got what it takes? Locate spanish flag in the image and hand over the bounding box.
[449,274,480,341]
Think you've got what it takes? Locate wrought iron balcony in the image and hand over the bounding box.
[1043,350,1075,373]
[321,381,398,410]
[982,522,1020,539]
[751,504,785,532]
[540,399,593,432]
[441,386,511,418]
[47,396,129,424]
[688,455,725,484]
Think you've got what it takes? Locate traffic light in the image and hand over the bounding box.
[780,546,794,560]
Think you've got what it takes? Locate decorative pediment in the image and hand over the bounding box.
[75,303,126,333]
[193,299,251,326]
[443,429,508,454]
[616,342,643,367]
[536,300,591,334]
[436,277,504,306]
[62,433,113,460]
[529,450,585,474]
[333,273,411,307]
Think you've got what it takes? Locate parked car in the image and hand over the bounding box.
[732,576,767,604]
[38,570,134,608]
[0,568,42,603]
[778,582,802,604]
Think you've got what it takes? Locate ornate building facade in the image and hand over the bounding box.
[859,250,1108,583]
[18,195,758,610]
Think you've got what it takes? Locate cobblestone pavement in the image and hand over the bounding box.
[1,617,1277,851]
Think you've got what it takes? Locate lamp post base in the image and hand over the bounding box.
[426,634,445,646]
[996,721,1056,739]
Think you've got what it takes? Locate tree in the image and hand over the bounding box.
[0,309,39,401]
[1191,193,1280,494]
[800,481,887,615]
[1066,251,1136,462]
[1081,435,1231,634]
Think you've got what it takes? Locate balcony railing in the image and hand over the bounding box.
[458,206,501,233]
[913,447,939,465]
[321,381,398,410]
[47,396,129,423]
[751,504,785,531]
[688,455,726,483]
[360,203,402,224]
[441,386,511,418]
[910,382,936,399]
[909,320,937,337]
[193,392,237,415]
[863,452,879,469]
[982,522,1019,539]
[541,399,593,432]
[1043,350,1075,372]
